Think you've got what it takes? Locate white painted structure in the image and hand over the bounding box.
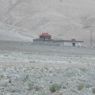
[33,33,84,47]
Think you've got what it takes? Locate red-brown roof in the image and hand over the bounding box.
[40,32,51,37]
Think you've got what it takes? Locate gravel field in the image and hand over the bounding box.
[0,41,95,95]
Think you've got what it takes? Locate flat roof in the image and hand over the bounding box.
[33,39,84,43]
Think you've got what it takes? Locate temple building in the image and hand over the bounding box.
[33,33,84,47]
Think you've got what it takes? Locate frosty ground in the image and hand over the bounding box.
[0,42,95,95]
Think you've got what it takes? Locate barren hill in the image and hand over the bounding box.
[0,0,95,46]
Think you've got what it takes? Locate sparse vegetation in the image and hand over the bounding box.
[0,51,95,95]
[77,83,85,91]
[49,83,61,93]
[92,88,95,94]
[27,81,34,90]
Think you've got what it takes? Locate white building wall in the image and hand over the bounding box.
[63,42,83,47]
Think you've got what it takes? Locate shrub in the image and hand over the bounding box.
[49,83,61,93]
[27,82,34,90]
[92,88,95,94]
[77,83,85,91]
